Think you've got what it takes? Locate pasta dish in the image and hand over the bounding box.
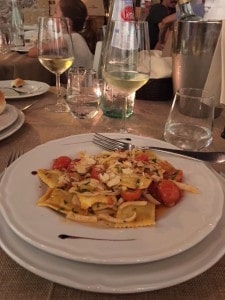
[37,148,198,228]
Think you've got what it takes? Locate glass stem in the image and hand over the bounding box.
[55,73,62,104]
[120,95,128,134]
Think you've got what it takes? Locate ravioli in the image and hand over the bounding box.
[37,169,63,188]
[115,201,155,228]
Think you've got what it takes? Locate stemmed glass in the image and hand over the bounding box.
[37,17,74,112]
[102,20,151,133]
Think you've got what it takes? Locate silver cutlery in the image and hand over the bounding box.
[21,102,35,111]
[93,133,225,164]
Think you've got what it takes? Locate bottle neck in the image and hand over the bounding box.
[11,0,24,30]
[179,1,196,19]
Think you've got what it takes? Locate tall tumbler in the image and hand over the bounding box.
[172,20,222,93]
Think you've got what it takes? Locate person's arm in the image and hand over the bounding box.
[158,13,176,44]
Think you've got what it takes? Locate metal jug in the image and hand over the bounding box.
[172,20,222,93]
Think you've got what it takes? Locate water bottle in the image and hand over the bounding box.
[11,0,25,47]
[100,0,136,119]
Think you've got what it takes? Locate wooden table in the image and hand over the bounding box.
[0,51,55,85]
[0,89,225,300]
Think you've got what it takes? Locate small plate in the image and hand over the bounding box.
[0,80,50,99]
[0,104,18,131]
[0,109,25,141]
[11,45,33,53]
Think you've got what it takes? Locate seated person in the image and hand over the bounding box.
[146,0,177,49]
[156,0,205,51]
[28,0,97,70]
[157,12,176,50]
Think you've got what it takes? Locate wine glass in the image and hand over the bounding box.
[102,20,151,133]
[37,17,74,112]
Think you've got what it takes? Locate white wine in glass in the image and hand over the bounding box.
[102,20,151,133]
[38,17,74,112]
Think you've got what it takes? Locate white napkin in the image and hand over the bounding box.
[150,50,172,79]
[204,20,225,105]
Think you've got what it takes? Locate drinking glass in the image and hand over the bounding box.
[164,88,215,150]
[66,68,101,119]
[102,20,151,133]
[37,17,74,112]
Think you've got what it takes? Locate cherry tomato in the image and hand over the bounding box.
[52,156,72,170]
[148,179,182,207]
[135,153,149,162]
[157,180,182,206]
[121,189,142,201]
[67,158,80,171]
[90,166,102,180]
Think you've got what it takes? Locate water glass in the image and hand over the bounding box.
[66,67,86,99]
[66,68,101,119]
[164,88,215,150]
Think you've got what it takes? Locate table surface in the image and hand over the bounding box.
[0,89,225,300]
[0,51,55,85]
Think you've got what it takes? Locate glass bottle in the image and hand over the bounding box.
[100,0,136,119]
[11,0,25,47]
[178,0,202,20]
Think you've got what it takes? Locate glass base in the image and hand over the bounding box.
[44,103,69,113]
[103,109,133,119]
[119,127,137,134]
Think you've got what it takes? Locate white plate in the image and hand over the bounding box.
[0,133,223,265]
[0,109,24,141]
[0,104,18,131]
[0,174,225,293]
[0,80,50,99]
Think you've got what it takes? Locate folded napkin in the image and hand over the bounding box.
[204,20,225,106]
[150,50,172,79]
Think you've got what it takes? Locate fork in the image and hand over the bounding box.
[93,133,225,164]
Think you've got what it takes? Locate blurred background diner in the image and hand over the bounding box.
[28,0,98,70]
[0,0,224,97]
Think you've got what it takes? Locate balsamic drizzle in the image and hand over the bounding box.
[58,234,135,241]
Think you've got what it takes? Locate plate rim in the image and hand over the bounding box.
[0,104,18,131]
[0,133,224,265]
[10,46,31,53]
[0,80,50,99]
[0,173,225,293]
[0,108,24,141]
